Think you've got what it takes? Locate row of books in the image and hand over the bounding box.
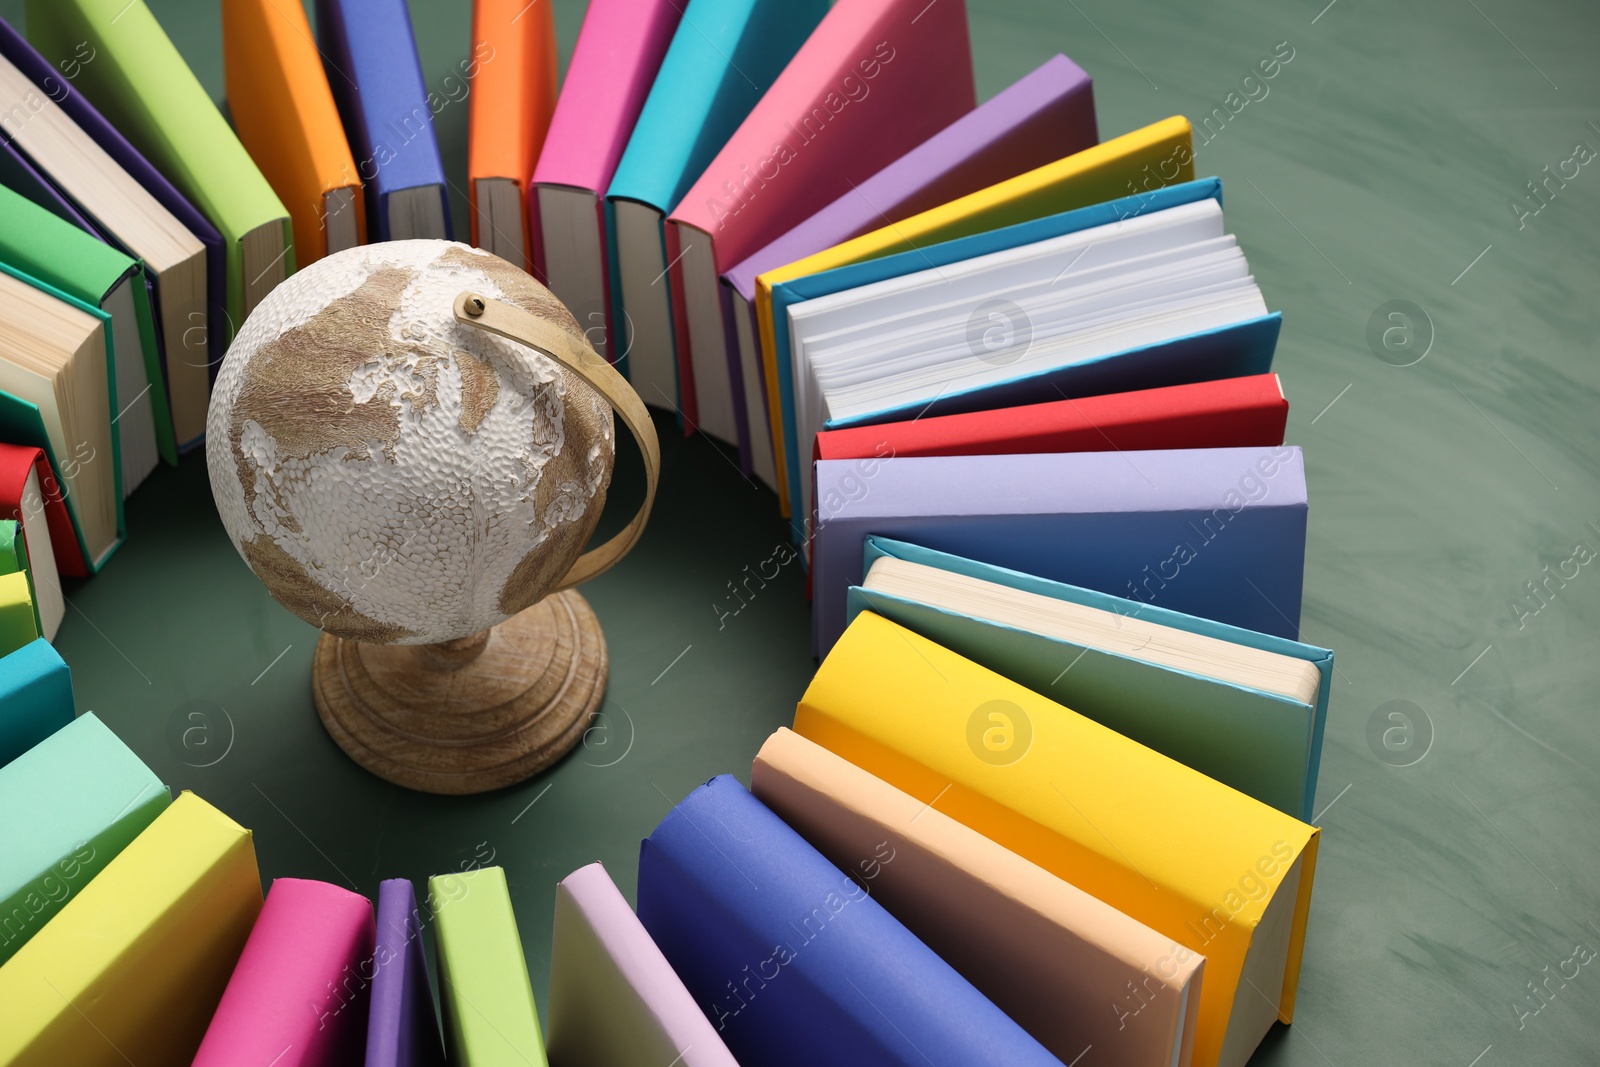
[0,520,1326,1067]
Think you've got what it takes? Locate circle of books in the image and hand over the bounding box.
[0,2,1327,1066]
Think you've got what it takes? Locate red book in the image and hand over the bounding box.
[0,442,85,579]
[802,374,1289,597]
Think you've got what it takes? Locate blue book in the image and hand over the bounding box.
[812,445,1308,655]
[0,639,73,769]
[850,536,1333,821]
[607,0,827,409]
[637,775,1061,1067]
[770,177,1282,530]
[318,0,452,242]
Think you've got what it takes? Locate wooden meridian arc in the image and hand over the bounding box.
[312,291,661,795]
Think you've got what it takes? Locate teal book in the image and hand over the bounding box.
[847,536,1334,822]
[606,0,827,407]
[0,639,74,769]
[0,711,170,964]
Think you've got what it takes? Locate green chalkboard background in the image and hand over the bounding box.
[3,0,1597,1062]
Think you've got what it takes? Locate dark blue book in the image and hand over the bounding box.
[317,0,452,242]
[637,774,1061,1067]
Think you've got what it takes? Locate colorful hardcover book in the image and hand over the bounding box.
[548,862,740,1067]
[760,117,1201,512]
[0,262,125,572]
[0,639,72,768]
[851,536,1334,821]
[0,22,211,448]
[317,0,452,243]
[810,373,1287,556]
[0,129,99,233]
[223,0,366,263]
[366,878,445,1067]
[0,520,45,639]
[0,570,36,655]
[0,181,175,492]
[193,878,376,1067]
[468,0,559,272]
[607,0,828,406]
[637,774,1062,1067]
[752,727,1205,1067]
[811,445,1308,654]
[429,866,547,1066]
[0,712,170,965]
[533,0,684,363]
[724,53,1097,483]
[27,0,294,342]
[795,611,1322,1067]
[664,0,975,441]
[0,790,263,1067]
[0,437,86,580]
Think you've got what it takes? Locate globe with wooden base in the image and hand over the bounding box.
[206,241,659,795]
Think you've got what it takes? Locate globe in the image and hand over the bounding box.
[206,240,616,646]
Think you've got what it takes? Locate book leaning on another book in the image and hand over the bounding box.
[752,727,1205,1067]
[0,517,57,643]
[533,0,684,362]
[0,263,125,572]
[0,23,208,449]
[28,0,294,343]
[222,0,366,264]
[795,611,1322,1067]
[607,0,827,404]
[851,536,1333,821]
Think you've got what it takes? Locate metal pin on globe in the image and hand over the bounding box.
[205,242,659,794]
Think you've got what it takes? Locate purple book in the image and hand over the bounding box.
[720,54,1098,484]
[365,878,445,1067]
[0,136,102,235]
[812,446,1308,656]
[0,16,226,394]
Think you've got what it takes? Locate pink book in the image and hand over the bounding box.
[547,862,739,1066]
[191,877,377,1067]
[533,0,683,362]
[664,0,974,442]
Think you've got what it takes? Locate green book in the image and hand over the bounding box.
[0,261,125,572]
[0,182,177,485]
[26,0,295,338]
[0,712,171,966]
[429,867,549,1066]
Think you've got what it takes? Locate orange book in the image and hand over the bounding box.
[221,0,364,264]
[468,0,559,273]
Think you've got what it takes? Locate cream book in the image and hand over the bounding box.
[752,727,1204,1067]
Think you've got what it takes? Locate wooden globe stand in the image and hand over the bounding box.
[310,291,659,795]
[312,590,607,795]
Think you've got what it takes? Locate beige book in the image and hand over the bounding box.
[753,727,1205,1067]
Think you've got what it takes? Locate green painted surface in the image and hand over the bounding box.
[1,0,1595,1061]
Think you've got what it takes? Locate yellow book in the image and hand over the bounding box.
[793,611,1319,1067]
[0,791,263,1067]
[756,115,1194,513]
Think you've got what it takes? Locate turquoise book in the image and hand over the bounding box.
[847,536,1334,822]
[0,711,170,964]
[0,639,74,769]
[606,0,828,406]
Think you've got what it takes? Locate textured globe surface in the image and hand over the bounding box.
[206,241,615,645]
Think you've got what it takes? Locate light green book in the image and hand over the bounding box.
[0,712,171,965]
[429,867,549,1066]
[26,0,295,339]
[0,182,177,487]
[0,262,124,572]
